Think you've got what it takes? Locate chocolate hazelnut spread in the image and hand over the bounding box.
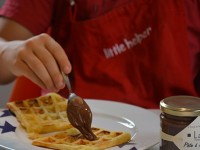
[67,96,97,141]
[160,96,200,150]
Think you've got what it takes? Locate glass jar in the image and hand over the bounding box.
[160,96,200,150]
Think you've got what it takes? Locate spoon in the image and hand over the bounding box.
[62,73,97,141]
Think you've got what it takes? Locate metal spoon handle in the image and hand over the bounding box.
[62,72,73,93]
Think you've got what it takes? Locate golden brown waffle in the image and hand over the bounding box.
[32,127,131,150]
[7,93,131,149]
[7,93,72,136]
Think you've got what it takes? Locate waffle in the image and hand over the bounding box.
[7,93,132,149]
[32,127,131,150]
[7,93,72,136]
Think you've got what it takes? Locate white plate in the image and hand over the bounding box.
[0,99,160,150]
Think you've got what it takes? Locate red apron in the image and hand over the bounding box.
[9,0,197,109]
[9,77,41,101]
[58,0,196,108]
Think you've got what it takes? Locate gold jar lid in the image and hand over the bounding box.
[160,95,200,116]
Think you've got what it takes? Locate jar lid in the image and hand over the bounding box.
[160,95,200,116]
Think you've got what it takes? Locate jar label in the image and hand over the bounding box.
[161,116,200,149]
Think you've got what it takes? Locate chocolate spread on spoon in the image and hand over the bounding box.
[67,96,97,141]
